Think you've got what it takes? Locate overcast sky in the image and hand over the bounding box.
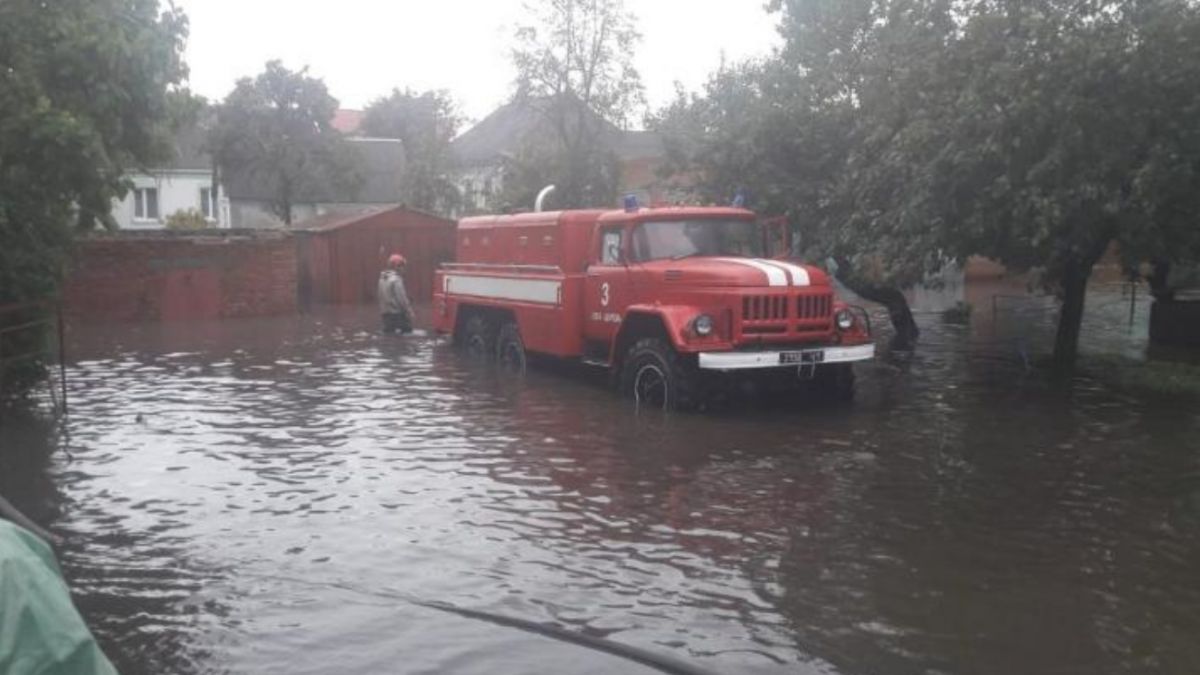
[175,0,781,126]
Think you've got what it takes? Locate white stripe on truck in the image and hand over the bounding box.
[444,274,561,305]
[717,258,810,287]
[764,259,811,286]
[718,258,788,287]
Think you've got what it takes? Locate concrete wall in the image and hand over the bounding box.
[64,231,297,322]
[114,171,230,229]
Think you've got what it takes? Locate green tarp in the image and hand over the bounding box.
[0,520,117,675]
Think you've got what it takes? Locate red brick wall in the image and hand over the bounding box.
[64,232,298,322]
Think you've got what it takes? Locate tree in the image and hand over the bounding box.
[165,209,210,231]
[805,0,1200,367]
[361,88,463,214]
[659,0,1200,366]
[769,0,957,346]
[506,0,645,209]
[0,0,187,402]
[210,61,361,225]
[649,37,925,344]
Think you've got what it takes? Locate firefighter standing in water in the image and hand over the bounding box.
[378,253,414,334]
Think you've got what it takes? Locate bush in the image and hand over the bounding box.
[164,209,211,230]
[0,305,53,408]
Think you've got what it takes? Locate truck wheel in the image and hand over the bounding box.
[460,314,496,362]
[620,338,699,412]
[814,363,855,402]
[495,322,526,374]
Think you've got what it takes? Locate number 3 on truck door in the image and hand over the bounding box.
[585,226,629,342]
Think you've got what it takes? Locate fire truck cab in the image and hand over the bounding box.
[432,205,874,410]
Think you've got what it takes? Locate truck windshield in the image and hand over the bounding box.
[631,219,763,261]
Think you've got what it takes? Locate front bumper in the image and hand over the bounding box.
[697,343,875,371]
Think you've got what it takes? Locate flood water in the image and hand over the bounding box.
[2,292,1199,675]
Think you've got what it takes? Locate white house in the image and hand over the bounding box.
[111,125,230,229]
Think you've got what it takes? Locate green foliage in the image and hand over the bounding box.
[506,0,645,208]
[1082,354,1200,400]
[165,209,211,230]
[0,0,186,402]
[0,0,188,306]
[0,304,55,406]
[362,89,462,214]
[654,0,1200,366]
[210,61,362,225]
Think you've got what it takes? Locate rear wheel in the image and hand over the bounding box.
[459,314,496,362]
[814,363,855,402]
[620,338,699,412]
[495,322,526,375]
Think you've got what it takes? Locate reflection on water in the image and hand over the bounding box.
[3,301,1199,675]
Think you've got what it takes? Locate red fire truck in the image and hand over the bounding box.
[432,203,874,410]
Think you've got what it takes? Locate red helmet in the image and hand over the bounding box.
[387,253,406,268]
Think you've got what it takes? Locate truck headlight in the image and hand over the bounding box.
[836,310,854,330]
[694,314,715,336]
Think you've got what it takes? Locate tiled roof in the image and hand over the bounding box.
[332,109,365,134]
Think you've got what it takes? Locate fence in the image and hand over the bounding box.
[0,301,67,418]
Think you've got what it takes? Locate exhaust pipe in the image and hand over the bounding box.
[535,185,556,212]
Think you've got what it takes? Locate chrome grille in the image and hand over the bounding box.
[742,295,789,321]
[797,294,832,320]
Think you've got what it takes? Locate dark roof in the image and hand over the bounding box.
[452,96,626,165]
[452,97,664,166]
[452,99,548,166]
[224,137,407,204]
[290,204,455,232]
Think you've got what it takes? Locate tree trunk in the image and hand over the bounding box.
[832,256,920,348]
[1052,257,1092,370]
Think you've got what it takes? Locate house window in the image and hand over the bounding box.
[133,187,159,221]
[200,187,216,220]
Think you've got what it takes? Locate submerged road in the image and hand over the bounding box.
[1,298,1198,674]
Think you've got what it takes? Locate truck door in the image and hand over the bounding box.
[584,225,630,344]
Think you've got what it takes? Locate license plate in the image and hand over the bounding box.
[780,350,823,365]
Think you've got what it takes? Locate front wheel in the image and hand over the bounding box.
[619,338,700,412]
[495,322,526,375]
